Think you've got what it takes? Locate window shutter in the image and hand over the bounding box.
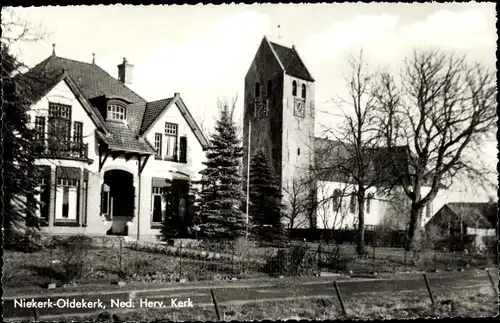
[179,136,187,163]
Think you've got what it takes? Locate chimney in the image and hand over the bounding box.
[117,57,134,84]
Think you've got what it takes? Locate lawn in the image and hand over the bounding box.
[3,243,274,289]
[3,245,180,287]
[56,286,498,321]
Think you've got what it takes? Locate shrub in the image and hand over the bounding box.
[263,243,316,277]
[4,227,45,253]
[482,236,497,255]
[445,235,476,252]
[53,235,93,282]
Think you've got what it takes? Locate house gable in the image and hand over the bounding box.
[141,94,209,151]
[29,78,100,165]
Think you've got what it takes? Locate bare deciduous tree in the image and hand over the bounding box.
[316,182,352,231]
[373,49,496,251]
[318,51,387,255]
[282,176,310,230]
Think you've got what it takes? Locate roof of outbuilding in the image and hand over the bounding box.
[445,202,497,229]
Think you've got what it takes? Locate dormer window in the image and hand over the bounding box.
[107,104,126,121]
[292,80,297,96]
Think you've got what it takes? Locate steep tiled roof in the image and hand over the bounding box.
[140,98,173,134]
[446,202,497,228]
[428,203,497,229]
[28,55,146,103]
[26,55,154,153]
[269,41,314,82]
[17,67,66,103]
[18,70,109,134]
[26,54,206,154]
[105,122,154,153]
[313,138,412,185]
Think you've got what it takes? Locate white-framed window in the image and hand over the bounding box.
[107,104,126,121]
[55,178,79,222]
[101,183,111,217]
[48,102,71,143]
[82,180,88,225]
[152,185,170,224]
[34,166,51,224]
[154,133,162,157]
[34,116,46,141]
[73,121,83,142]
[164,123,178,159]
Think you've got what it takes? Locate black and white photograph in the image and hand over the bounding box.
[2,2,498,321]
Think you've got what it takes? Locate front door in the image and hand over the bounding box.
[102,170,134,236]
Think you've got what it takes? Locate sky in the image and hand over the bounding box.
[5,3,498,205]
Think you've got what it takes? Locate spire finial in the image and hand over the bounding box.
[92,53,95,64]
[52,43,56,56]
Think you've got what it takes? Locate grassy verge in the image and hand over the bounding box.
[4,238,493,290]
[314,243,494,273]
[58,286,497,321]
[347,285,498,319]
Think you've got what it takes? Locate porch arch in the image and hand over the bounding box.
[101,168,136,236]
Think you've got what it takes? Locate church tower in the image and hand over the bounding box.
[243,36,315,228]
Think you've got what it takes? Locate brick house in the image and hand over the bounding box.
[243,36,435,230]
[24,50,209,241]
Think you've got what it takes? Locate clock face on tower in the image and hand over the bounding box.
[294,98,305,118]
[255,99,269,119]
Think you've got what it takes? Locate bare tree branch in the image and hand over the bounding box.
[373,49,497,250]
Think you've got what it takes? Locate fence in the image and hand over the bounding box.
[289,228,408,247]
[3,236,496,289]
[3,237,321,288]
[315,241,496,274]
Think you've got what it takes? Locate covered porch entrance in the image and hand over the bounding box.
[101,169,135,235]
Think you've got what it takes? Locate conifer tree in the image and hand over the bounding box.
[2,46,42,244]
[198,101,245,239]
[249,150,284,242]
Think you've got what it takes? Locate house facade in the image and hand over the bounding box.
[244,37,435,230]
[25,51,208,241]
[425,202,496,249]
